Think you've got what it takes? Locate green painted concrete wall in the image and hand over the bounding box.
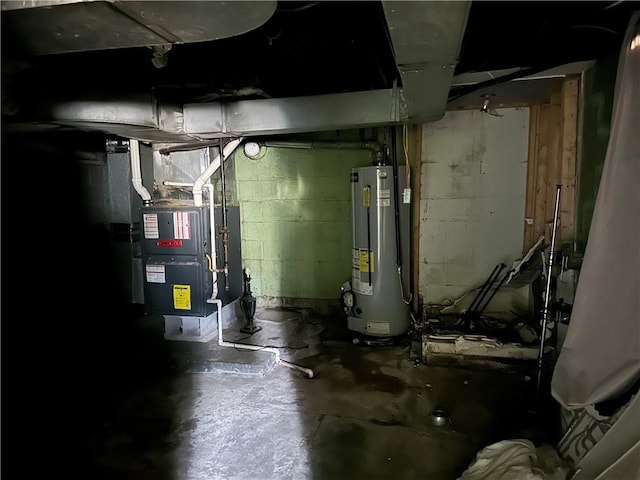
[235,141,372,301]
[575,52,617,253]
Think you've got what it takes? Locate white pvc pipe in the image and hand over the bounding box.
[130,139,152,202]
[157,138,313,378]
[162,181,194,187]
[210,299,316,379]
[193,138,243,207]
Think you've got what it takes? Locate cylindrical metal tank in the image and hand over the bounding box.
[347,165,410,337]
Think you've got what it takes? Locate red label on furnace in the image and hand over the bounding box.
[157,239,183,247]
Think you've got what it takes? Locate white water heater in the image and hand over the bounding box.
[346,165,411,337]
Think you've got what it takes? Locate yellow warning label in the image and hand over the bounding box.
[362,186,371,207]
[173,284,191,310]
[359,249,374,273]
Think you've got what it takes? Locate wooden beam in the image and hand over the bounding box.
[522,77,578,254]
[523,101,563,253]
[559,77,579,246]
[524,105,541,252]
[544,102,563,238]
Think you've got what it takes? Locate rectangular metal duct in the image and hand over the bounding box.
[382,1,471,121]
[1,0,276,55]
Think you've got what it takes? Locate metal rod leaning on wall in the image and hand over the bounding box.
[467,263,504,314]
[536,184,562,402]
[476,268,510,316]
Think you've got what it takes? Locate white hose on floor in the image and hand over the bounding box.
[210,299,315,378]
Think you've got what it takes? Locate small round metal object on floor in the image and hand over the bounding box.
[431,409,450,427]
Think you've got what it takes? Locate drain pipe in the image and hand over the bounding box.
[130,139,152,205]
[210,298,315,378]
[193,138,243,207]
[260,140,384,164]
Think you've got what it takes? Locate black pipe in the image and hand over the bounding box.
[218,140,230,291]
[365,185,372,286]
[390,127,402,268]
[467,263,503,313]
[477,269,510,316]
[471,263,506,313]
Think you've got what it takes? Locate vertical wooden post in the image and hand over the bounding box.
[524,105,541,252]
[523,103,562,253]
[522,77,579,255]
[559,77,579,246]
[545,97,563,243]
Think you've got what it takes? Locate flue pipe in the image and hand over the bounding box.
[193,138,243,207]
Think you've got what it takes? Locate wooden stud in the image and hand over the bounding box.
[544,103,563,227]
[524,105,540,253]
[559,77,579,246]
[522,77,578,255]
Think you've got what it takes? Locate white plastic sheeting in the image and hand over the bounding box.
[457,439,569,480]
[551,13,640,409]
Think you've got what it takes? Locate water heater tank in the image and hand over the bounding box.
[347,165,411,337]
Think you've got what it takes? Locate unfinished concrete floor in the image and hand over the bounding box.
[25,305,557,480]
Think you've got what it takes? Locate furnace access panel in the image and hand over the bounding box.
[141,205,213,317]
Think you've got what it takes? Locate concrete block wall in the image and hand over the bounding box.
[420,108,530,315]
[235,144,371,305]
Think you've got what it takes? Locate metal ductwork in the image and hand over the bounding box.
[382,1,471,121]
[2,1,472,142]
[1,0,276,55]
[182,89,408,139]
[22,88,409,143]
